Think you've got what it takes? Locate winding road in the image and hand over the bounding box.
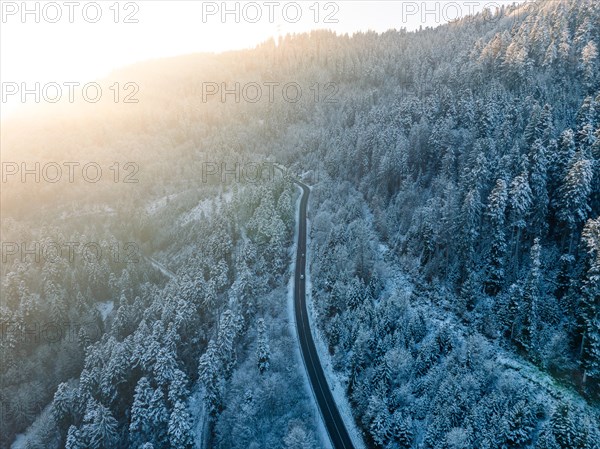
[293,180,356,449]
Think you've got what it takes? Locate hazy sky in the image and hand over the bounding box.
[1,1,528,117]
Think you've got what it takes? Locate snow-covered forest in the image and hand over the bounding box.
[1,0,599,448]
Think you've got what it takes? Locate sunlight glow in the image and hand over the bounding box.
[1,1,527,118]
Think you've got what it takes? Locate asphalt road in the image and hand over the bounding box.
[293,180,356,449]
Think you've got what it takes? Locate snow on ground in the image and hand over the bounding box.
[287,184,333,449]
[179,197,213,225]
[189,388,209,449]
[10,403,54,449]
[10,434,26,449]
[147,183,233,220]
[496,352,594,411]
[146,192,181,215]
[179,191,233,226]
[96,300,114,321]
[147,256,177,280]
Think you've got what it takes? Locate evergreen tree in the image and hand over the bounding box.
[576,96,596,147]
[65,425,85,449]
[168,401,194,449]
[581,41,598,90]
[509,166,533,275]
[461,188,483,271]
[368,395,391,448]
[504,282,524,342]
[536,425,561,449]
[82,400,119,449]
[557,150,594,253]
[256,318,270,374]
[147,387,169,446]
[390,410,413,449]
[524,103,542,147]
[551,403,585,449]
[518,239,543,356]
[539,104,556,146]
[486,179,509,295]
[153,347,178,389]
[129,377,153,446]
[52,382,75,428]
[217,309,242,378]
[529,139,549,236]
[500,400,535,449]
[550,129,576,201]
[167,368,189,406]
[580,218,600,383]
[198,340,222,416]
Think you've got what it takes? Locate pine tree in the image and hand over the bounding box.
[211,258,229,293]
[461,188,483,271]
[46,281,67,323]
[112,294,133,339]
[153,347,177,389]
[65,425,85,449]
[583,316,600,384]
[147,387,169,446]
[576,96,596,148]
[525,103,554,148]
[168,401,194,449]
[52,382,74,428]
[550,129,576,198]
[129,377,153,446]
[486,179,509,295]
[539,104,556,146]
[277,187,295,232]
[529,139,549,236]
[167,369,189,406]
[217,309,241,378]
[524,103,542,147]
[256,318,270,374]
[581,41,598,90]
[504,282,524,342]
[347,276,364,310]
[374,357,392,393]
[519,239,543,356]
[500,400,535,448]
[580,218,600,383]
[536,424,560,449]
[591,122,600,214]
[78,327,91,350]
[390,410,413,449]
[368,395,391,448]
[509,166,533,275]
[82,400,119,449]
[198,340,222,416]
[557,150,594,253]
[593,115,600,161]
[551,403,585,449]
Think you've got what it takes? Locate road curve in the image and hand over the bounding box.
[293,180,356,449]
